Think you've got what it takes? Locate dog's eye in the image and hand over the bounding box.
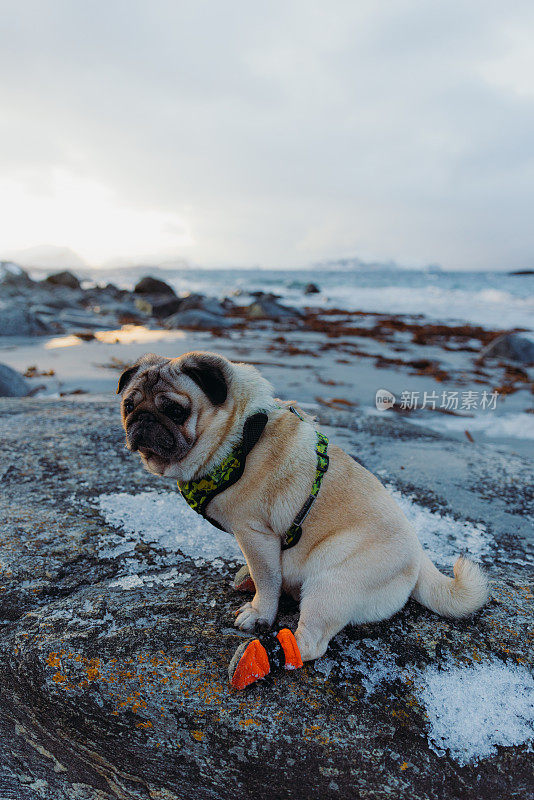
[123,398,134,414]
[162,402,188,424]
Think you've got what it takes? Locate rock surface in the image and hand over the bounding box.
[0,262,34,287]
[164,308,238,330]
[0,363,31,396]
[481,332,534,365]
[178,293,227,316]
[0,397,532,799]
[134,294,182,318]
[44,271,82,290]
[0,304,55,336]
[133,276,177,296]
[245,292,302,321]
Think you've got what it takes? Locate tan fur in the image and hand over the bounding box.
[119,351,489,663]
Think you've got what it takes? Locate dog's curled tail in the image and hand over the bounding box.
[411,553,489,618]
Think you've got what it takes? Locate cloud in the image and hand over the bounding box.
[0,0,533,268]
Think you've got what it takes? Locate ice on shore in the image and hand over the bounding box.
[98,484,491,567]
[316,639,534,764]
[419,659,534,765]
[97,489,242,562]
[98,483,491,566]
[387,487,492,562]
[408,410,534,441]
[109,568,192,590]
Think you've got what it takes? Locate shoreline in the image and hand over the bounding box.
[1,263,533,459]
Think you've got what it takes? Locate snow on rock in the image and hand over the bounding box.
[98,490,243,562]
[98,486,490,568]
[109,568,192,590]
[388,487,492,563]
[317,640,534,766]
[315,637,408,693]
[407,411,534,441]
[419,660,534,765]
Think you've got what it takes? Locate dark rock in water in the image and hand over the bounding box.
[304,282,321,294]
[0,261,34,288]
[44,270,81,290]
[178,293,226,316]
[245,292,302,321]
[481,332,534,365]
[35,287,86,310]
[0,397,531,799]
[83,283,129,304]
[0,304,55,336]
[134,294,182,318]
[134,276,177,296]
[165,308,237,330]
[56,309,116,329]
[250,289,282,299]
[509,269,534,275]
[0,363,31,396]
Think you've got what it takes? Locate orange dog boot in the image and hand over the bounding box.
[232,564,256,593]
[229,628,303,690]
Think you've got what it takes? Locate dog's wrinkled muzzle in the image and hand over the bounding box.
[126,412,175,456]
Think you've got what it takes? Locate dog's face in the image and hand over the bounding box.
[117,351,231,478]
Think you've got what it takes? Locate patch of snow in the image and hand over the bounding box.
[0,261,24,279]
[318,639,534,765]
[407,411,534,441]
[419,660,534,765]
[315,637,408,693]
[387,487,492,562]
[109,574,145,590]
[98,490,243,563]
[109,569,192,590]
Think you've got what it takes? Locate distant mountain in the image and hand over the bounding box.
[312,256,443,272]
[6,245,88,271]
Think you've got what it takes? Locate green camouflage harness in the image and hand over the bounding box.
[177,406,329,550]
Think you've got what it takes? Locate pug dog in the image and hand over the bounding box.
[118,351,489,666]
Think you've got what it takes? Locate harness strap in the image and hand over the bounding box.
[177,411,268,528]
[282,406,329,550]
[177,405,329,551]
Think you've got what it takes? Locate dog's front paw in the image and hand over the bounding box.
[234,601,274,633]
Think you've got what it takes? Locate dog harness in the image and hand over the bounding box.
[176,406,329,550]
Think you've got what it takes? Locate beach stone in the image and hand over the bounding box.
[481,332,534,365]
[134,295,182,317]
[0,396,531,799]
[44,270,81,290]
[245,293,302,321]
[165,308,237,330]
[0,304,55,336]
[178,293,226,316]
[134,276,177,296]
[0,363,31,396]
[304,282,321,294]
[35,287,86,310]
[0,261,34,288]
[83,284,129,304]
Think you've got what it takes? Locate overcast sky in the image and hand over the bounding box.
[1,1,533,270]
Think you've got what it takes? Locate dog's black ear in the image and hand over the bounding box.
[117,365,139,394]
[181,354,228,405]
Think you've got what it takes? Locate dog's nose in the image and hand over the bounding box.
[127,412,156,451]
